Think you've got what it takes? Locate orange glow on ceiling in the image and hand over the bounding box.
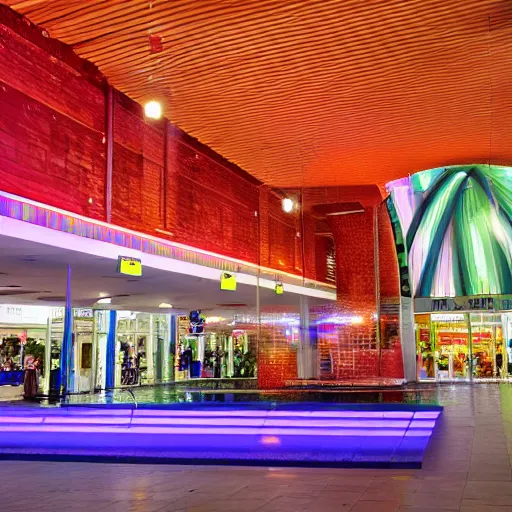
[5,0,512,188]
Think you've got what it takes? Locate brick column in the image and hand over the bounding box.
[378,202,404,379]
[327,209,377,314]
[324,207,404,380]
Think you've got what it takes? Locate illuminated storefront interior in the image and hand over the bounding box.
[387,165,512,381]
[415,312,512,381]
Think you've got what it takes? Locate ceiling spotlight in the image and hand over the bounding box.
[145,100,162,120]
[282,198,294,213]
[158,302,173,309]
[96,297,112,305]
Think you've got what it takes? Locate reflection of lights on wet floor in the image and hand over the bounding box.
[261,435,281,445]
[267,469,297,478]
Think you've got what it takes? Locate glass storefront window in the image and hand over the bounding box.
[416,313,470,381]
[115,312,172,387]
[416,314,435,380]
[432,315,469,381]
[470,313,504,379]
[416,311,512,382]
[174,312,258,381]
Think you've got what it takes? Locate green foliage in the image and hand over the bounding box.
[234,350,256,378]
[24,338,45,373]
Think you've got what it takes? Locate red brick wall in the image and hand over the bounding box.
[257,325,298,389]
[112,97,164,233]
[0,20,106,219]
[315,237,328,283]
[328,209,376,313]
[257,186,317,278]
[167,128,259,262]
[0,14,325,279]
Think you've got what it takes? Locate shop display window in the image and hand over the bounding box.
[113,312,171,387]
[80,343,92,370]
[470,313,503,379]
[415,311,512,382]
[416,314,435,379]
[175,312,256,381]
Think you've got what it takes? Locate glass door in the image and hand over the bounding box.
[430,314,469,381]
[416,314,435,380]
[470,313,503,379]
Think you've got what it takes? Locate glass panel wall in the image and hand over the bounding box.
[0,305,50,390]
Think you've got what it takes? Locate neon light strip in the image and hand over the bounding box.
[0,215,336,300]
[0,416,423,429]
[0,409,439,419]
[413,411,442,419]
[0,425,432,437]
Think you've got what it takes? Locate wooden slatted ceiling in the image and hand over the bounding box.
[4,0,512,188]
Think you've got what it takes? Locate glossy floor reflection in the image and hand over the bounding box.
[1,384,512,511]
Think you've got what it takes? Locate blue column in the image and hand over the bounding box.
[59,265,73,396]
[170,315,176,381]
[105,310,117,389]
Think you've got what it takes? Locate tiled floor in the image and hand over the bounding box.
[2,384,512,511]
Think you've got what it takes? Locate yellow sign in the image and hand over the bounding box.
[117,256,142,277]
[220,272,237,291]
[275,282,284,295]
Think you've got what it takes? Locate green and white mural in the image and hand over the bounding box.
[386,165,512,298]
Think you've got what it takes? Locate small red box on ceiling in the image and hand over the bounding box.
[149,35,163,53]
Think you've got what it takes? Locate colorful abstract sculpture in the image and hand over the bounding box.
[387,165,512,298]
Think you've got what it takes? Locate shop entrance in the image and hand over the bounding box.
[416,314,469,381]
[432,314,469,381]
[470,313,504,379]
[416,312,512,381]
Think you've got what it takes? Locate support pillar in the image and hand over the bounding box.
[105,310,117,390]
[400,297,417,382]
[147,314,155,384]
[43,316,51,395]
[59,264,73,397]
[326,205,405,381]
[298,296,318,379]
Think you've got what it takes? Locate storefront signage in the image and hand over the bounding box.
[220,272,236,291]
[467,297,494,310]
[0,306,22,324]
[431,314,465,322]
[117,256,142,277]
[51,308,93,320]
[74,309,93,318]
[418,296,505,313]
[0,305,49,325]
[503,299,512,310]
